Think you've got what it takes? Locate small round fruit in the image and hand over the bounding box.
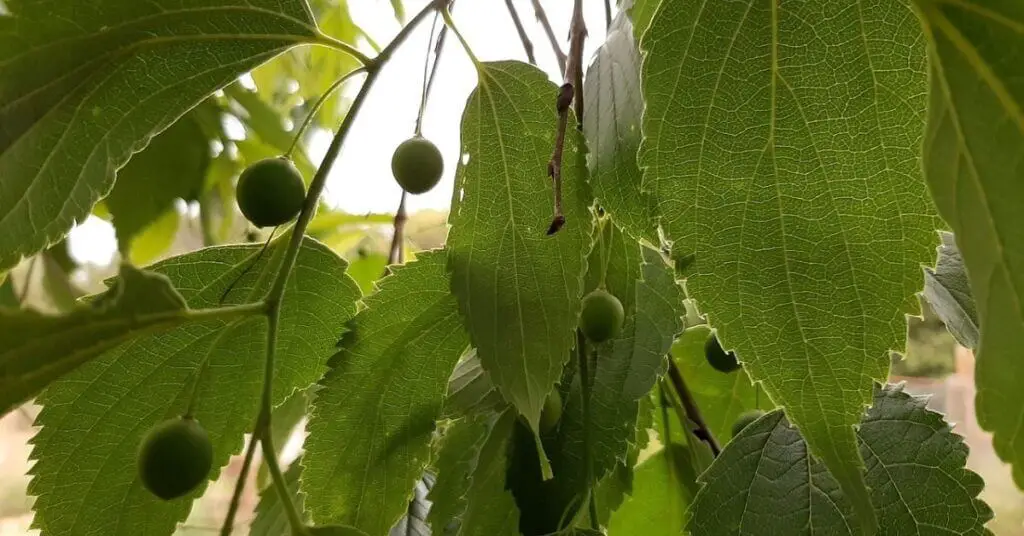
[137,416,213,500]
[579,289,625,343]
[391,136,444,194]
[540,390,563,432]
[704,335,740,373]
[236,157,306,227]
[731,409,766,438]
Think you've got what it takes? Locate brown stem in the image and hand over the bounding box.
[529,0,566,72]
[386,192,408,268]
[544,0,586,235]
[504,0,536,65]
[666,358,722,456]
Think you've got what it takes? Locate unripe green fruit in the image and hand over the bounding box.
[579,289,625,343]
[704,335,740,373]
[540,390,563,432]
[731,409,766,438]
[137,416,213,500]
[236,157,306,227]
[391,136,443,194]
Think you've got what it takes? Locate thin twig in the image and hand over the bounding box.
[545,0,586,236]
[386,192,408,268]
[604,0,612,30]
[529,0,566,72]
[220,429,262,536]
[666,359,722,456]
[504,0,536,65]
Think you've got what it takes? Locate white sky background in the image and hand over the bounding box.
[68,0,614,265]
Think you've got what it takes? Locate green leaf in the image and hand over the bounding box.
[28,239,360,536]
[639,1,940,527]
[345,252,389,295]
[671,325,765,442]
[308,527,371,536]
[0,0,320,272]
[687,384,993,535]
[0,275,16,308]
[628,0,659,41]
[390,474,433,536]
[251,457,308,536]
[443,351,508,419]
[428,416,495,535]
[914,0,1024,487]
[390,0,406,23]
[0,263,192,416]
[607,445,693,535]
[128,208,180,266]
[105,108,212,249]
[303,251,469,534]
[456,409,521,536]
[447,60,594,440]
[551,245,682,509]
[583,11,659,244]
[921,231,978,349]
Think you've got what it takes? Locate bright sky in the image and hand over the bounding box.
[68,0,614,265]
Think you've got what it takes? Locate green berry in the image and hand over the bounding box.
[704,335,740,373]
[137,416,213,500]
[540,389,563,432]
[731,409,766,438]
[391,136,443,194]
[236,157,306,227]
[579,289,625,343]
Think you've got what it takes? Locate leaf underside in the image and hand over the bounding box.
[687,384,993,535]
[921,231,978,349]
[914,0,1024,488]
[303,251,469,534]
[29,239,359,536]
[639,0,940,527]
[0,0,319,271]
[447,61,594,433]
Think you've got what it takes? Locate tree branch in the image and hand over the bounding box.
[529,0,566,72]
[666,358,722,456]
[504,0,536,65]
[545,0,586,236]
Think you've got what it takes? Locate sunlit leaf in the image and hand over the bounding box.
[0,0,321,271]
[447,60,594,442]
[607,445,693,535]
[639,0,939,526]
[428,415,495,535]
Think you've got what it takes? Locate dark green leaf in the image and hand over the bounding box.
[639,1,939,526]
[583,11,659,244]
[428,416,495,535]
[456,410,520,536]
[921,231,978,349]
[443,350,508,419]
[28,239,360,536]
[0,263,191,416]
[105,109,212,248]
[303,251,468,534]
[687,384,993,535]
[448,61,594,441]
[0,275,16,308]
[0,0,320,271]
[914,0,1024,486]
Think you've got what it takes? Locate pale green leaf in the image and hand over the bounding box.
[671,325,766,442]
[628,0,659,42]
[583,11,659,244]
[345,252,388,295]
[921,231,978,349]
[0,0,320,271]
[687,384,993,535]
[105,109,211,248]
[914,0,1024,487]
[639,1,940,526]
[0,263,190,416]
[303,251,468,534]
[607,445,693,536]
[251,457,308,536]
[447,60,594,436]
[454,409,520,536]
[29,239,360,536]
[428,416,495,535]
[128,208,181,266]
